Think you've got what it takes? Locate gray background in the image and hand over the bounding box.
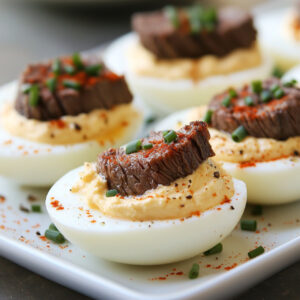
[0,1,299,299]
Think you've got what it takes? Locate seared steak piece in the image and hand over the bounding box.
[97,121,215,196]
[132,6,256,59]
[15,55,132,121]
[208,78,300,140]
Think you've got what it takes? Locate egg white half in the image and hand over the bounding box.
[0,82,142,186]
[255,5,300,70]
[46,166,246,265]
[104,33,273,115]
[154,109,300,205]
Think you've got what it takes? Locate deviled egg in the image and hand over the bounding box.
[156,78,300,204]
[256,1,300,70]
[105,5,273,115]
[46,121,247,265]
[0,53,142,186]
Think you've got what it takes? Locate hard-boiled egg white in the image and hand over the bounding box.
[104,33,273,116]
[255,2,300,70]
[0,82,142,186]
[155,109,300,205]
[46,166,246,265]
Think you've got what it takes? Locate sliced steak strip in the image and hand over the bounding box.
[208,78,300,140]
[15,56,132,121]
[132,7,256,59]
[97,121,215,196]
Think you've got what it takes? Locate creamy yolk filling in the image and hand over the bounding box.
[71,159,234,221]
[0,103,140,145]
[283,9,300,42]
[187,106,300,163]
[127,42,262,81]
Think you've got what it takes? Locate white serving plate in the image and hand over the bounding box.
[0,81,299,299]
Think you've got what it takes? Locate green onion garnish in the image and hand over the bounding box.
[270,84,280,93]
[187,7,202,34]
[203,109,213,123]
[204,243,223,256]
[46,77,57,93]
[241,219,257,231]
[63,79,81,90]
[222,95,231,107]
[189,263,199,279]
[164,6,179,28]
[31,204,42,213]
[232,126,248,143]
[21,83,32,94]
[244,96,254,106]
[72,52,84,70]
[126,139,142,154]
[143,143,153,150]
[202,7,217,27]
[272,66,284,78]
[106,189,118,197]
[45,229,65,244]
[251,205,263,216]
[283,79,297,87]
[52,59,61,75]
[163,130,177,144]
[64,65,76,75]
[49,223,58,231]
[229,88,237,98]
[274,88,284,99]
[145,115,157,125]
[29,84,40,107]
[260,90,272,103]
[248,246,264,259]
[85,64,102,76]
[251,80,262,94]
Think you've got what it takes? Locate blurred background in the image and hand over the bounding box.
[0,0,268,84]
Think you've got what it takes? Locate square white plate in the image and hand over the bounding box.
[0,81,299,299]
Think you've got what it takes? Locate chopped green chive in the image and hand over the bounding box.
[229,88,237,98]
[46,77,57,93]
[272,66,284,78]
[273,88,284,99]
[126,139,142,154]
[106,189,118,197]
[241,219,257,231]
[270,84,280,93]
[85,64,102,76]
[142,143,153,150]
[260,90,272,103]
[222,95,231,107]
[248,246,264,259]
[145,115,157,125]
[45,229,65,244]
[187,7,202,34]
[283,79,297,87]
[244,96,254,106]
[163,130,177,144]
[21,83,32,94]
[64,65,76,75]
[251,80,262,94]
[49,223,58,231]
[204,243,223,255]
[31,204,42,213]
[52,59,61,75]
[251,205,263,216]
[232,126,248,143]
[164,6,179,28]
[203,109,213,123]
[29,84,40,107]
[189,263,199,279]
[72,52,84,70]
[63,79,81,90]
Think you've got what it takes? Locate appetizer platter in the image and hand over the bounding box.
[0,1,300,299]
